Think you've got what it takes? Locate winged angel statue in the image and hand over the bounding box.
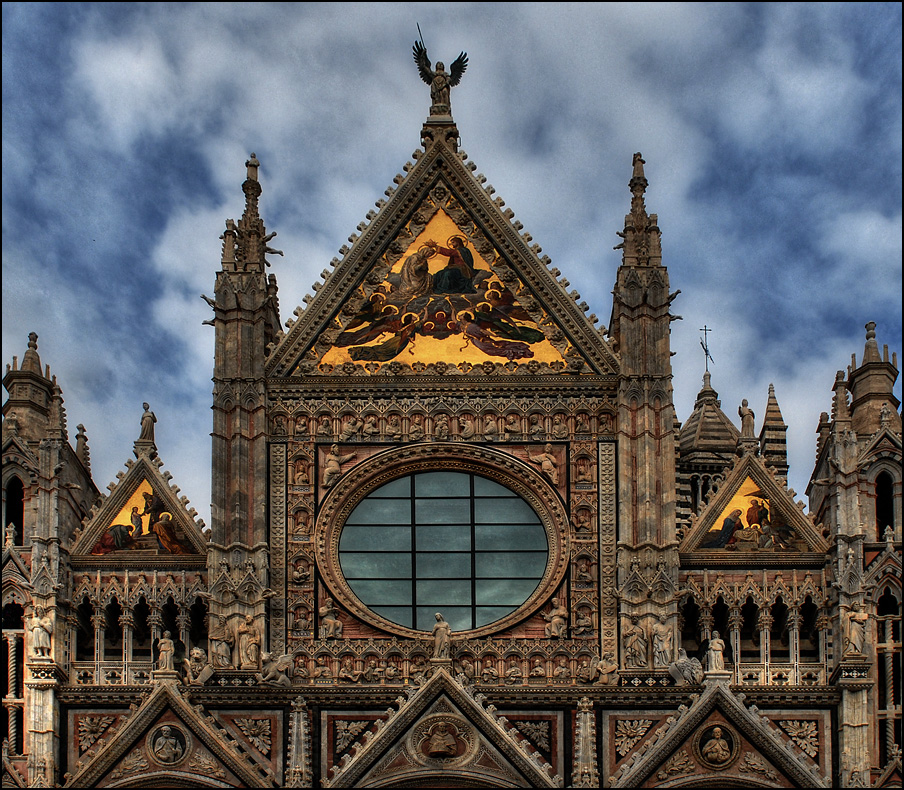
[413,40,468,116]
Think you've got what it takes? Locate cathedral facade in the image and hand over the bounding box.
[2,49,902,789]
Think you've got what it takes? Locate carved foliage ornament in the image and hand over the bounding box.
[614,719,653,757]
[77,715,115,754]
[235,717,272,756]
[778,720,819,758]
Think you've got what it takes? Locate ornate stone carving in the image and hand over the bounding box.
[77,715,115,753]
[235,717,272,755]
[614,719,653,757]
[334,720,369,754]
[779,720,819,758]
[656,749,694,780]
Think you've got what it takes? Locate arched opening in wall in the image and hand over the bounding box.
[188,597,209,656]
[769,598,790,663]
[876,472,895,539]
[680,598,702,662]
[160,597,184,665]
[131,597,152,661]
[739,597,760,662]
[877,587,902,767]
[103,598,123,661]
[75,596,95,662]
[5,475,25,545]
[712,597,732,665]
[799,597,820,662]
[2,602,24,630]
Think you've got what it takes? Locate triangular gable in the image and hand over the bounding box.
[2,431,39,477]
[2,542,33,605]
[859,426,902,465]
[682,453,827,553]
[266,132,618,378]
[325,668,560,788]
[71,452,206,558]
[610,677,830,788]
[63,681,272,788]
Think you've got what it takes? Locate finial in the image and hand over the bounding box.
[134,402,158,459]
[413,38,468,118]
[632,152,646,180]
[865,321,876,340]
[28,332,38,351]
[699,325,714,373]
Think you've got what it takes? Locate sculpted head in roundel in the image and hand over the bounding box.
[320,210,566,368]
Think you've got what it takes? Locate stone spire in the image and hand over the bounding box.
[678,372,739,462]
[759,383,788,480]
[848,321,901,436]
[75,424,91,472]
[2,333,54,444]
[613,153,663,268]
[831,370,852,430]
[21,331,42,374]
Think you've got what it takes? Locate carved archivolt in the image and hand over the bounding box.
[314,443,570,639]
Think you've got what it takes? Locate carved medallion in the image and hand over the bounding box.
[693,723,739,770]
[146,723,190,767]
[407,714,478,767]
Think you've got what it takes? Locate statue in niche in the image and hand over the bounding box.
[551,414,568,439]
[338,656,364,683]
[362,658,381,683]
[573,607,593,635]
[576,413,591,433]
[577,659,595,684]
[529,658,546,678]
[431,613,452,659]
[413,40,468,115]
[596,652,619,685]
[576,559,593,582]
[156,631,175,672]
[707,631,726,671]
[505,662,524,685]
[652,615,674,667]
[319,597,343,639]
[28,606,53,657]
[484,415,498,440]
[339,416,362,442]
[553,656,571,678]
[623,617,648,668]
[294,416,307,435]
[434,414,450,439]
[543,599,568,638]
[529,444,559,485]
[317,417,332,437]
[385,414,402,438]
[459,415,476,439]
[529,414,544,438]
[139,402,157,443]
[739,399,756,438]
[312,656,333,679]
[576,459,595,483]
[456,657,476,684]
[480,660,499,684]
[272,415,287,436]
[293,463,309,486]
[383,660,400,681]
[237,615,261,670]
[669,648,704,685]
[411,655,431,685]
[574,510,593,533]
[409,414,425,440]
[322,445,357,488]
[292,563,310,584]
[362,415,379,438]
[504,414,520,437]
[209,615,234,668]
[843,605,869,656]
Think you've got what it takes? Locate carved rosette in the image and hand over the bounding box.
[314,443,570,639]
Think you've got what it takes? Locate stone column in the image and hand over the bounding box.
[90,609,105,673]
[24,656,61,787]
[758,610,772,675]
[120,609,135,680]
[6,633,20,700]
[787,609,801,685]
[728,608,743,684]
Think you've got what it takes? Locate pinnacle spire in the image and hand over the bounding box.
[615,153,661,267]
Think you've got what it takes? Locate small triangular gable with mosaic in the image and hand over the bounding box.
[681,453,827,554]
[266,116,618,379]
[71,448,206,559]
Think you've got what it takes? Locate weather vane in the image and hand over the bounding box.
[699,325,714,373]
[413,26,468,118]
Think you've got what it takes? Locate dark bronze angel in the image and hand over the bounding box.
[413,40,468,114]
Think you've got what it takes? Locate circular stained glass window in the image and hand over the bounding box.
[338,471,549,632]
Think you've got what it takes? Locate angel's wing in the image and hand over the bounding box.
[449,51,469,86]
[412,40,433,85]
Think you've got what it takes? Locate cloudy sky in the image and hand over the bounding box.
[3,3,901,528]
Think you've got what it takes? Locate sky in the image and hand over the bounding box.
[3,2,901,530]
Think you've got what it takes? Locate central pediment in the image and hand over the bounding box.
[266,124,618,379]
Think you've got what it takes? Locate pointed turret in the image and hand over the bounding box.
[2,333,54,444]
[759,384,788,480]
[848,321,901,436]
[74,424,91,472]
[610,153,677,548]
[208,155,282,549]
